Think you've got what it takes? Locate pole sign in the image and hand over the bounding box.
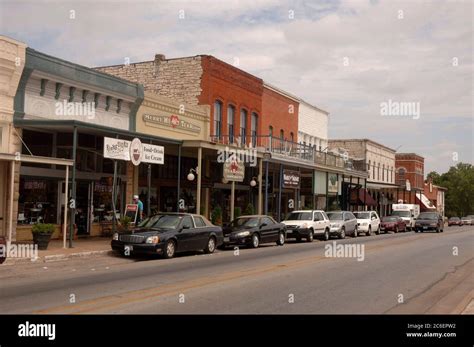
[283,170,300,189]
[223,158,245,182]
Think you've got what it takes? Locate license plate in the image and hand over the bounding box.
[423,226,428,230]
[124,245,133,252]
[224,237,230,243]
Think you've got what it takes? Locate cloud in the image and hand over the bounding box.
[1,0,472,173]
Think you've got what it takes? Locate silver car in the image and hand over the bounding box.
[461,216,473,226]
[327,211,358,239]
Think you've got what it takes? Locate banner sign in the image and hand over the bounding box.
[104,137,164,165]
[223,159,245,182]
[103,137,130,161]
[142,143,164,165]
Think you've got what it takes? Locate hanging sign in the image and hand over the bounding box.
[223,158,245,182]
[103,137,130,161]
[104,137,164,165]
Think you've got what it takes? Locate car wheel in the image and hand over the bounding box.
[163,240,176,259]
[323,228,330,241]
[339,227,346,239]
[307,229,314,242]
[366,226,372,236]
[204,236,216,254]
[276,232,285,246]
[250,233,260,248]
[375,226,380,235]
[353,227,358,238]
[394,226,399,233]
[436,226,440,233]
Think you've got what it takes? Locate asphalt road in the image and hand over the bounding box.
[0,225,472,314]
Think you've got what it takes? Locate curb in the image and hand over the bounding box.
[4,249,113,265]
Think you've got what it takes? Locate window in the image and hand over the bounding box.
[314,212,324,221]
[181,216,194,229]
[227,105,235,143]
[251,112,258,147]
[398,168,406,186]
[373,163,375,179]
[261,217,274,225]
[269,126,273,150]
[382,164,385,181]
[377,164,380,180]
[193,216,206,227]
[214,100,222,139]
[368,160,371,178]
[240,109,247,144]
[280,129,284,150]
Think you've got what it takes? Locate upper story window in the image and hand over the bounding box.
[227,105,235,143]
[240,109,247,144]
[368,160,371,179]
[214,100,222,139]
[251,112,258,147]
[290,132,294,143]
[398,168,406,186]
[382,164,385,181]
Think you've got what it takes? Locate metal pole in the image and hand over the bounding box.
[264,160,269,215]
[177,145,181,212]
[257,158,263,215]
[69,126,77,248]
[230,181,235,221]
[8,161,14,243]
[325,172,329,211]
[63,166,69,249]
[196,147,202,215]
[278,164,283,222]
[364,178,367,211]
[147,164,151,216]
[111,160,118,232]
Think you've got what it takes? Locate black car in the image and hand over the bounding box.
[414,212,444,233]
[222,215,286,248]
[111,213,223,258]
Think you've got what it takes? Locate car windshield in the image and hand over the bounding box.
[353,212,370,219]
[143,215,182,229]
[392,211,411,217]
[382,216,398,222]
[231,217,259,228]
[449,217,459,221]
[418,213,438,220]
[327,212,343,221]
[285,212,312,221]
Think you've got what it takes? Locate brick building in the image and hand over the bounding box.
[424,177,447,217]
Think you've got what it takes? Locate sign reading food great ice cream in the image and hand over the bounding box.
[142,143,164,165]
[143,114,201,134]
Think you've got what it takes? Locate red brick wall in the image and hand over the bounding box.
[395,154,425,190]
[261,86,299,142]
[199,56,263,141]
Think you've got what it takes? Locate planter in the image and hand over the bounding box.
[33,233,52,250]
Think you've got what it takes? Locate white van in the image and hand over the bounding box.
[391,204,420,230]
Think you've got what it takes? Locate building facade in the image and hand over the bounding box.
[298,99,328,152]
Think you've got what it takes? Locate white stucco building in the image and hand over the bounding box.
[297,99,329,151]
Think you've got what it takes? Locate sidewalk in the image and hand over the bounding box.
[4,237,113,265]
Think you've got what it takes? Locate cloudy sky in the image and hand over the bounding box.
[1,0,472,174]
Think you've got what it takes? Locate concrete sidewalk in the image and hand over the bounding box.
[4,238,113,265]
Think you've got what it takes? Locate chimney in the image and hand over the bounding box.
[155,54,166,63]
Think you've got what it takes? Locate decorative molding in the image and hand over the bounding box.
[40,78,48,96]
[54,82,62,100]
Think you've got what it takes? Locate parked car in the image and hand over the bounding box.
[282,210,330,242]
[448,217,462,226]
[111,213,223,258]
[222,215,286,248]
[353,211,380,236]
[414,212,444,233]
[460,216,472,226]
[326,211,358,239]
[380,216,406,233]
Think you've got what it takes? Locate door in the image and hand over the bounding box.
[175,216,197,251]
[260,217,278,242]
[313,212,325,234]
[193,216,210,249]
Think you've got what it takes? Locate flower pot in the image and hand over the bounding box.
[33,233,52,250]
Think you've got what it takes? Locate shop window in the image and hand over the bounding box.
[18,177,58,224]
[227,105,235,143]
[22,130,54,168]
[214,100,222,139]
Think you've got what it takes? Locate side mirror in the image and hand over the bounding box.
[182,224,190,230]
[260,223,267,228]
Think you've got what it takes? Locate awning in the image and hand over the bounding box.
[350,188,377,206]
[415,193,436,210]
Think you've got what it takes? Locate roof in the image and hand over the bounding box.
[328,138,396,153]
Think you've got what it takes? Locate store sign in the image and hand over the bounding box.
[103,137,164,165]
[328,173,338,193]
[283,170,300,189]
[143,114,201,134]
[142,143,164,165]
[130,138,143,166]
[223,159,245,182]
[103,137,130,161]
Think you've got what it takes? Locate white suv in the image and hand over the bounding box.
[282,210,331,242]
[353,211,380,236]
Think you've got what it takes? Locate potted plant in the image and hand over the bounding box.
[119,216,132,231]
[32,223,55,250]
[211,205,223,225]
[234,206,242,219]
[243,203,255,216]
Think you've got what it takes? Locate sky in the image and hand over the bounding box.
[1,0,472,174]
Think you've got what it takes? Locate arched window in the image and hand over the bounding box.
[227,105,235,143]
[214,100,222,139]
[251,112,258,147]
[240,109,247,144]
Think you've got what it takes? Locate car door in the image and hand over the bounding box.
[345,212,356,232]
[260,217,277,242]
[313,212,324,234]
[176,216,196,252]
[371,212,380,230]
[193,216,210,249]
